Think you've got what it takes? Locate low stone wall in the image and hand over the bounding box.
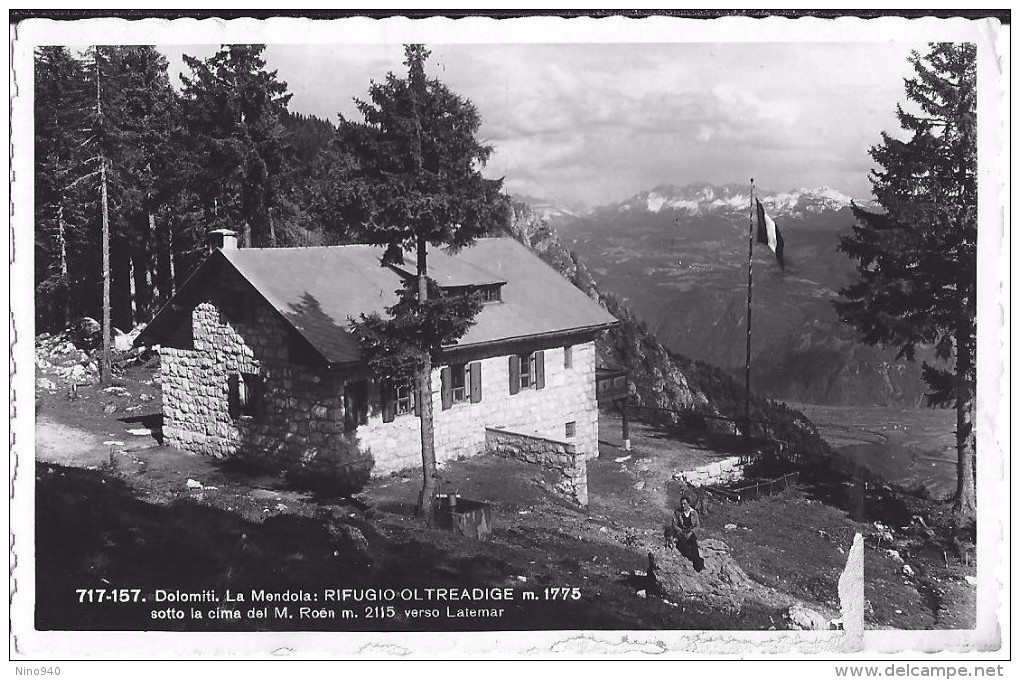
[673,456,746,487]
[485,427,588,506]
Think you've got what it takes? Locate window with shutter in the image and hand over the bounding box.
[519,354,532,391]
[564,345,573,369]
[510,352,545,392]
[443,363,478,407]
[452,364,470,404]
[230,372,264,420]
[393,380,416,416]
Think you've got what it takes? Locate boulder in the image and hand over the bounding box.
[648,537,754,600]
[784,604,830,631]
[326,520,370,554]
[72,317,102,350]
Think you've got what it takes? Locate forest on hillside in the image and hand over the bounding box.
[34,44,490,334]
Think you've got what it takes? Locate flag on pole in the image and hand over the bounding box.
[755,198,785,270]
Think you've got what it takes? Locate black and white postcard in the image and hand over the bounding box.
[9,11,1010,667]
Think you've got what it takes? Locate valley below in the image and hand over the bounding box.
[793,403,959,502]
[548,184,931,407]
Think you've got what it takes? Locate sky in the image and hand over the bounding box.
[161,42,924,210]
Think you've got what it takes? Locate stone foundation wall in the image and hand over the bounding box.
[159,278,601,489]
[674,456,747,487]
[484,427,588,506]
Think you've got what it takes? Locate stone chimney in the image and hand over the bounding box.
[207,229,238,253]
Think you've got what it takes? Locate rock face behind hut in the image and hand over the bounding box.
[503,197,833,455]
[503,200,716,426]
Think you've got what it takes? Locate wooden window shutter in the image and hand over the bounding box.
[440,367,453,410]
[535,350,546,390]
[469,362,482,403]
[254,377,266,420]
[381,381,396,423]
[564,345,573,369]
[509,355,520,395]
[227,374,240,419]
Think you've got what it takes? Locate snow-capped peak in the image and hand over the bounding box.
[608,183,860,218]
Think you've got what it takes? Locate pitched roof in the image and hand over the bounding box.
[138,237,617,365]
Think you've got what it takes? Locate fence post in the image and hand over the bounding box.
[621,400,631,451]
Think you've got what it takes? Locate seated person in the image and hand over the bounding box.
[665,496,705,572]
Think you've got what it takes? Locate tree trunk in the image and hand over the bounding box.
[415,237,438,517]
[99,158,112,384]
[127,246,137,326]
[147,211,160,317]
[952,300,976,521]
[57,203,68,279]
[167,219,177,296]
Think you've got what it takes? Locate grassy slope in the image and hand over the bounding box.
[33,344,974,632]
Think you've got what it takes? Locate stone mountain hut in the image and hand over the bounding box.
[135,232,618,504]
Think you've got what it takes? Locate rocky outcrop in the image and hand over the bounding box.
[648,539,838,630]
[647,539,755,602]
[71,317,102,350]
[784,604,832,631]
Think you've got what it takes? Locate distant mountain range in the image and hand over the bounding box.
[541,183,930,407]
[613,183,869,218]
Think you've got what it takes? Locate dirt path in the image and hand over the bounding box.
[35,415,109,467]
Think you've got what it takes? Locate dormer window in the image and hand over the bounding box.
[478,284,502,303]
[439,283,503,303]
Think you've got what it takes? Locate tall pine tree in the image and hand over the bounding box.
[835,43,977,520]
[101,46,180,322]
[34,46,89,330]
[344,45,504,514]
[180,45,293,248]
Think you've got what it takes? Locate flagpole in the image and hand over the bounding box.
[744,178,755,441]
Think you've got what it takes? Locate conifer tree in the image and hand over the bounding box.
[344,45,504,514]
[180,45,293,248]
[101,46,179,321]
[34,46,89,329]
[835,43,977,520]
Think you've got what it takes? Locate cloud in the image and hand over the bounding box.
[161,41,924,208]
[710,84,801,128]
